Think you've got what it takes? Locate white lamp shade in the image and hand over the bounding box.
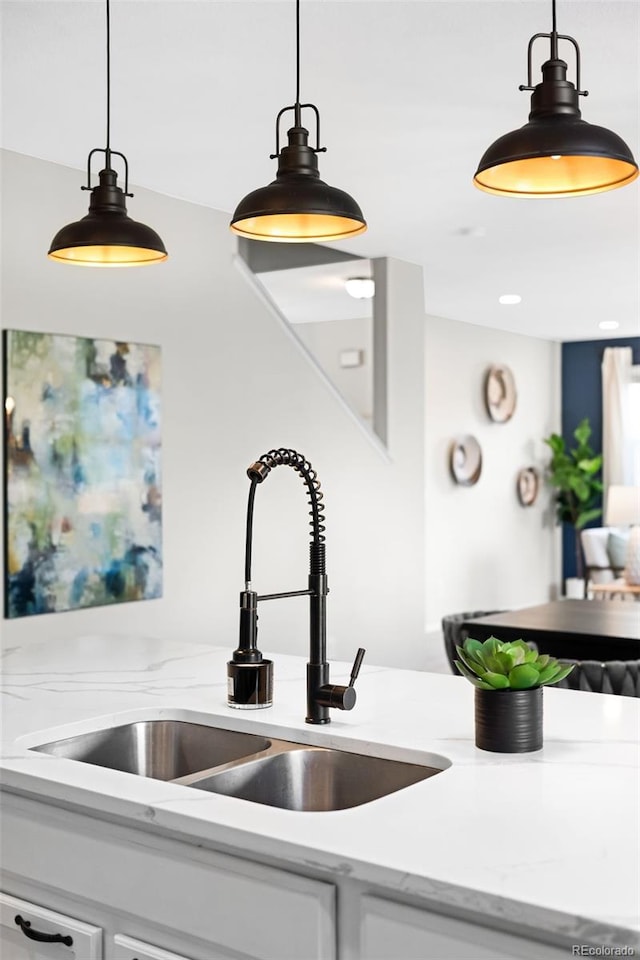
[345,277,375,300]
[606,486,640,526]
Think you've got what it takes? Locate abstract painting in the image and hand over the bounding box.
[3,330,162,618]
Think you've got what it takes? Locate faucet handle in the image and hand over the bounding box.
[316,648,366,712]
[349,648,366,687]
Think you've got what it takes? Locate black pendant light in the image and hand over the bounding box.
[230,0,366,243]
[474,0,639,198]
[48,0,167,266]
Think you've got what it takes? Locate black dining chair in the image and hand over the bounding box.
[555,659,640,697]
[441,611,506,675]
[442,613,639,696]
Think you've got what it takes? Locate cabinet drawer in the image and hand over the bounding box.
[113,934,193,960]
[360,895,568,960]
[0,892,102,960]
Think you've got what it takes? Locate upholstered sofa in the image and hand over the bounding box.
[580,526,628,591]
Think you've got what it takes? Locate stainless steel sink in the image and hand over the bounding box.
[188,744,442,811]
[32,720,271,780]
[30,718,448,810]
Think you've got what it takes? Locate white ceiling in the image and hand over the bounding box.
[2,0,639,341]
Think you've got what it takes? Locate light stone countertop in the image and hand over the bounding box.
[1,633,639,949]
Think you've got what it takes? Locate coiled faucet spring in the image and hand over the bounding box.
[248,447,326,544]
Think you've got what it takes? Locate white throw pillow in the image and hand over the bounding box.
[607,530,630,569]
[580,528,615,584]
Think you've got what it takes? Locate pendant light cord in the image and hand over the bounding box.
[295,0,301,125]
[550,0,558,58]
[106,0,111,165]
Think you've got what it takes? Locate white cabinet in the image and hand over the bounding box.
[0,892,102,960]
[113,934,194,960]
[111,931,248,960]
[359,895,569,960]
[1,791,582,960]
[1,794,335,960]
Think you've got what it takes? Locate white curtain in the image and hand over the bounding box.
[601,347,633,502]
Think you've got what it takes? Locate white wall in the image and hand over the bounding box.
[1,151,560,674]
[0,151,426,670]
[424,313,561,636]
[292,314,373,426]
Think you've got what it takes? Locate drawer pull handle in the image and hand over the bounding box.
[15,915,73,947]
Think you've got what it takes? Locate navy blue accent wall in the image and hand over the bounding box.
[561,337,640,580]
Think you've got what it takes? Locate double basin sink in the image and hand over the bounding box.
[32,719,448,812]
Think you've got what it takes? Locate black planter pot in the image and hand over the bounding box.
[474,686,543,753]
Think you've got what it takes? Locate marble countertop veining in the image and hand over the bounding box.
[1,633,639,947]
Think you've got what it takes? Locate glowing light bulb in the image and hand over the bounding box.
[345,277,375,300]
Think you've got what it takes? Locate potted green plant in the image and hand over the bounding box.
[543,417,603,597]
[455,636,574,752]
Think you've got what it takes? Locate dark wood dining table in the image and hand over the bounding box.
[462,600,640,661]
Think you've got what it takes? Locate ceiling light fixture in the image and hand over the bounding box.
[48,0,167,266]
[345,277,375,300]
[598,321,619,331]
[457,226,487,239]
[474,0,639,198]
[230,0,366,243]
[499,294,522,305]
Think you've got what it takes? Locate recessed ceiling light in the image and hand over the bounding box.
[499,294,522,305]
[345,277,375,300]
[457,226,487,238]
[598,320,619,331]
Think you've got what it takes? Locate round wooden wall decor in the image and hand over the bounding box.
[485,365,517,423]
[450,435,482,486]
[517,467,539,506]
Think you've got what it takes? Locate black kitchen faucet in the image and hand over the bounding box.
[227,448,365,723]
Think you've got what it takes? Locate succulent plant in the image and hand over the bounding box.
[455,636,574,690]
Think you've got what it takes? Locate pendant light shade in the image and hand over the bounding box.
[231,0,366,242]
[49,168,167,266]
[474,1,638,198]
[48,0,167,265]
[231,125,366,242]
